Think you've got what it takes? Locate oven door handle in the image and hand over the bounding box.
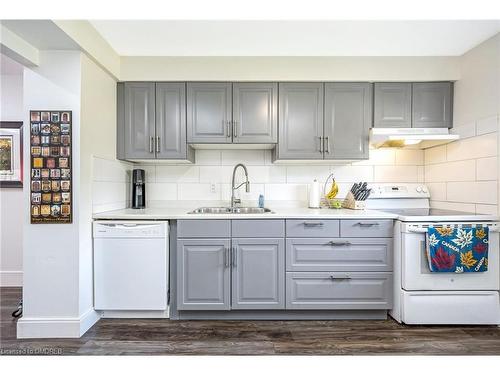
[408,227,500,233]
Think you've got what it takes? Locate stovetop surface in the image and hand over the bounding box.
[382,208,477,217]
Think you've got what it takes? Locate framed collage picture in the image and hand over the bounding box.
[30,111,72,224]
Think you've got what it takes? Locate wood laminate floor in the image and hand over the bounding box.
[1,287,500,355]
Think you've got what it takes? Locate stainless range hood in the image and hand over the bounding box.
[370,128,459,149]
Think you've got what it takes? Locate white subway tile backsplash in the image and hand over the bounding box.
[374,166,421,183]
[286,165,331,183]
[178,183,221,201]
[221,183,265,202]
[427,182,447,201]
[355,148,395,166]
[147,183,178,201]
[476,115,498,136]
[247,166,286,183]
[265,184,308,201]
[451,122,476,139]
[395,149,424,166]
[221,150,266,165]
[424,145,447,165]
[475,204,498,215]
[476,157,498,181]
[446,133,498,162]
[156,165,199,183]
[199,166,233,183]
[92,181,128,206]
[430,200,476,213]
[446,181,497,205]
[331,165,374,182]
[424,160,476,182]
[195,150,221,165]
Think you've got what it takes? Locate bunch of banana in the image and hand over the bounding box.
[325,178,339,200]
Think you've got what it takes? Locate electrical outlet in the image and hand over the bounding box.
[210,183,217,193]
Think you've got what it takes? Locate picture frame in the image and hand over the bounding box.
[0,121,24,188]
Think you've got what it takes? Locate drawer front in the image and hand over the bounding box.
[177,220,230,238]
[286,272,393,310]
[286,219,339,238]
[286,238,392,272]
[232,220,285,238]
[340,220,393,238]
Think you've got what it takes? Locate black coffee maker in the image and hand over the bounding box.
[131,169,146,209]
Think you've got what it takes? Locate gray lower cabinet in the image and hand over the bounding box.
[286,272,393,310]
[177,238,231,310]
[324,83,371,160]
[156,83,192,159]
[187,82,232,143]
[231,238,285,309]
[373,83,412,128]
[121,82,156,160]
[277,83,324,159]
[286,238,392,272]
[233,83,277,143]
[412,82,453,128]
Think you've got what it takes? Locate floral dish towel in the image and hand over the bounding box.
[426,226,489,273]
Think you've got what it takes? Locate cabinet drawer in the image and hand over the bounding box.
[286,219,339,237]
[177,220,230,238]
[232,220,285,238]
[286,238,392,272]
[340,220,393,238]
[286,272,393,310]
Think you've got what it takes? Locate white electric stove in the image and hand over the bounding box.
[367,184,500,325]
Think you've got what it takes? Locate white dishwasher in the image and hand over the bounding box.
[93,221,169,315]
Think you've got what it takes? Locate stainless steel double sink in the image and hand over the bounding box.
[188,207,273,214]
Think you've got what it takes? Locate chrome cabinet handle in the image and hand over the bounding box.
[233,120,237,138]
[232,246,237,268]
[318,136,323,153]
[303,221,324,227]
[226,120,231,137]
[224,248,229,268]
[330,275,351,281]
[328,241,351,246]
[156,136,160,153]
[149,136,154,153]
[357,222,379,227]
[324,136,330,153]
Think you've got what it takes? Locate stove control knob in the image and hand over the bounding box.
[416,186,423,193]
[422,186,428,193]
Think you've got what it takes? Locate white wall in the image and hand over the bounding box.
[0,72,24,286]
[424,33,500,214]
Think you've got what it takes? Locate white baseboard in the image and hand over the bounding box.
[0,271,23,287]
[17,309,100,338]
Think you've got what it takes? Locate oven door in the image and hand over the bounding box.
[401,222,499,291]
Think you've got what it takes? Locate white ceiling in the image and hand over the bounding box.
[90,20,500,56]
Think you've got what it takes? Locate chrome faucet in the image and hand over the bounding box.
[231,163,250,207]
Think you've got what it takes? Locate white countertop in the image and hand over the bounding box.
[92,206,398,220]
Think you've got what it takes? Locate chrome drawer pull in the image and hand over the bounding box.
[356,222,379,227]
[328,241,350,246]
[303,221,324,227]
[330,275,351,281]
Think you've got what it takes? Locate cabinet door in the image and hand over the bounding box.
[155,83,187,159]
[232,82,277,143]
[278,83,324,159]
[123,82,156,159]
[231,238,285,309]
[324,83,371,160]
[177,239,231,310]
[412,82,452,128]
[373,83,411,128]
[187,82,232,143]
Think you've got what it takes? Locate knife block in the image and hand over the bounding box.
[342,191,366,210]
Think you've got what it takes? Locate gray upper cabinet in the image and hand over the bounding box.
[232,83,277,143]
[177,238,231,310]
[412,82,453,128]
[277,83,324,159]
[373,83,412,128]
[156,83,190,159]
[324,83,371,160]
[187,82,232,143]
[122,82,156,160]
[231,238,285,310]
